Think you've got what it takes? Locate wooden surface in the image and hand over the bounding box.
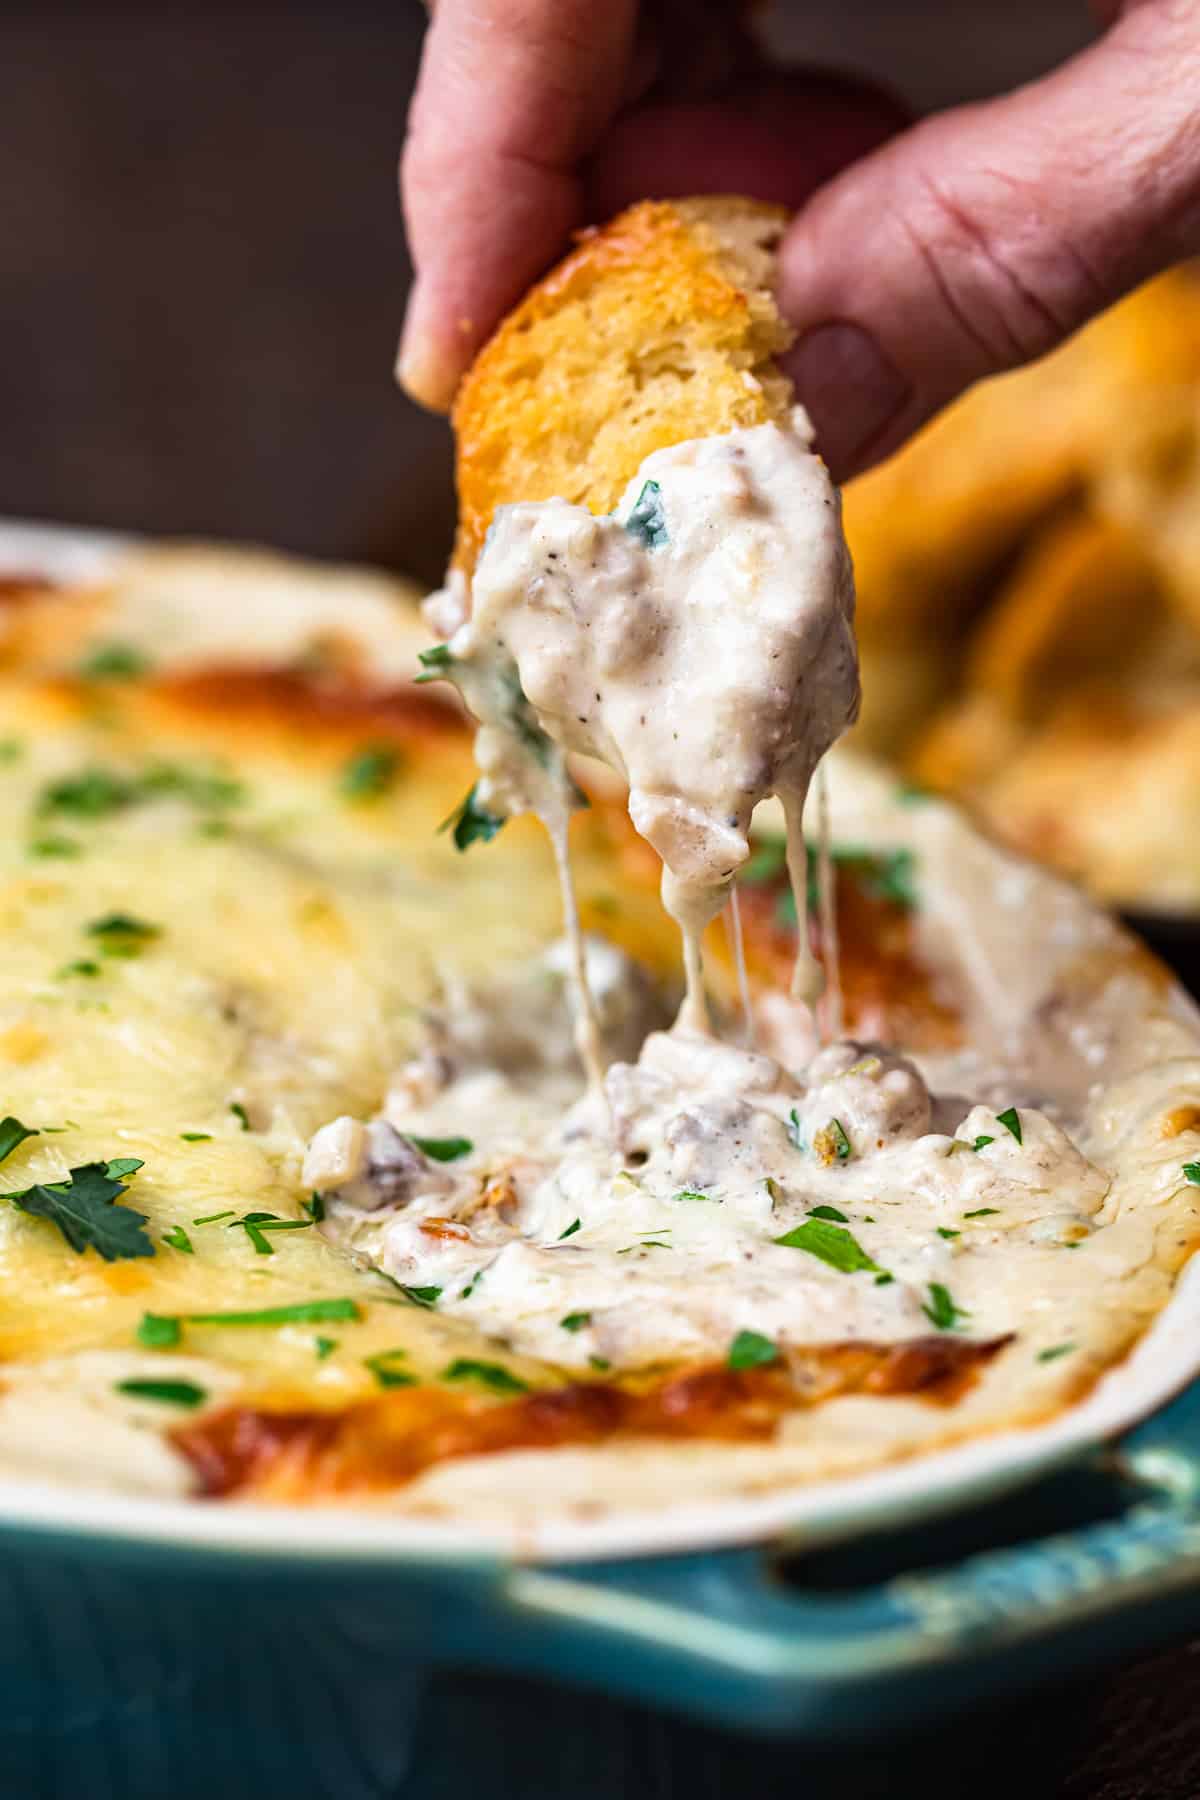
[4,6,1200,1795]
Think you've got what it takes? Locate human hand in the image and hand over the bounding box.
[398,0,1200,483]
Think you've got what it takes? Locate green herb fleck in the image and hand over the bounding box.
[4,1160,154,1261]
[923,1283,969,1331]
[0,739,23,763]
[964,1207,1000,1219]
[37,768,136,820]
[786,1108,806,1153]
[58,958,102,979]
[442,1358,529,1396]
[0,1116,38,1165]
[439,784,505,852]
[85,912,161,958]
[415,644,455,683]
[192,1210,235,1225]
[28,835,81,859]
[810,1204,849,1222]
[139,1298,360,1345]
[79,643,148,681]
[558,1217,581,1241]
[162,1224,193,1254]
[672,1188,719,1203]
[339,744,402,801]
[179,1132,212,1143]
[409,1134,473,1163]
[589,1356,612,1373]
[138,1312,182,1348]
[398,1284,442,1309]
[459,1268,483,1300]
[996,1107,1022,1144]
[1037,1343,1076,1363]
[874,1272,895,1287]
[971,1135,995,1152]
[560,1311,592,1333]
[1183,1162,1200,1186]
[936,1227,960,1241]
[228,1210,314,1256]
[774,1218,883,1275]
[116,1378,206,1409]
[364,1348,416,1389]
[895,782,931,807]
[728,1329,780,1371]
[624,479,669,550]
[302,1190,325,1222]
[315,1336,337,1360]
[229,1102,250,1131]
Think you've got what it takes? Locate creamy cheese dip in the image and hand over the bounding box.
[435,408,858,1033]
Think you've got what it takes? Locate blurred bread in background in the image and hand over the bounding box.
[845,266,1200,912]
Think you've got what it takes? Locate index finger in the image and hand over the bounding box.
[398,0,639,411]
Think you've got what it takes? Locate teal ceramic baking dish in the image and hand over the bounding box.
[3,518,1200,1798]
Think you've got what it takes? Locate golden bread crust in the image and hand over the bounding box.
[451,197,794,573]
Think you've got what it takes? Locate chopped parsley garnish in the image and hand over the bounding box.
[397,1284,442,1309]
[442,1358,529,1396]
[1183,1163,1200,1186]
[0,1115,38,1165]
[79,643,148,681]
[814,1117,852,1163]
[85,912,161,958]
[810,1204,848,1222]
[874,1272,895,1287]
[560,1311,592,1333]
[104,1157,144,1180]
[364,1348,416,1389]
[1037,1343,1076,1363]
[302,1190,325,1222]
[439,784,506,852]
[179,1132,212,1143]
[58,959,101,979]
[459,1268,483,1300]
[137,1298,360,1345]
[971,1135,995,1152]
[589,1355,612,1373]
[922,1282,969,1331]
[229,1210,314,1256]
[672,1188,719,1203]
[139,762,244,810]
[728,1329,780,1371]
[339,744,402,801]
[964,1207,1000,1218]
[415,644,455,683]
[786,1108,806,1152]
[315,1336,337,1360]
[37,768,136,819]
[116,1378,206,1409]
[774,1218,883,1275]
[137,1312,183,1348]
[192,1210,235,1225]
[996,1107,1022,1144]
[229,1102,250,1131]
[162,1224,193,1254]
[936,1227,960,1240]
[558,1217,581,1240]
[28,835,81,859]
[409,1134,473,1162]
[624,479,669,550]
[4,1160,153,1261]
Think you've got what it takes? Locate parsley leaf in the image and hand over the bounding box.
[558,1217,581,1240]
[672,1188,719,1203]
[1037,1343,1076,1363]
[624,479,669,550]
[774,1218,883,1274]
[37,768,137,819]
[996,1107,1022,1144]
[442,1358,529,1396]
[79,643,148,681]
[728,1329,780,1370]
[85,912,161,958]
[138,1298,360,1345]
[922,1282,969,1331]
[364,1348,416,1389]
[28,835,81,859]
[116,1378,206,1408]
[58,959,101,979]
[415,644,455,683]
[162,1224,193,1254]
[302,1190,325,1222]
[409,1134,473,1162]
[397,1283,442,1309]
[339,744,402,801]
[560,1311,592,1333]
[315,1335,337,1360]
[786,1108,806,1152]
[439,784,505,852]
[936,1226,960,1240]
[179,1132,211,1143]
[137,1312,182,1348]
[964,1206,1000,1218]
[589,1355,612,1372]
[971,1135,995,1152]
[1183,1163,1200,1186]
[5,1160,154,1261]
[0,1116,38,1165]
[229,1102,250,1131]
[810,1203,848,1222]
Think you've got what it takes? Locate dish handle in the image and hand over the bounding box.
[485,1383,1200,1735]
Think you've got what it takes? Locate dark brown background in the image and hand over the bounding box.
[2,5,1197,1794]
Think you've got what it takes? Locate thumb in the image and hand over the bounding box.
[776,0,1200,482]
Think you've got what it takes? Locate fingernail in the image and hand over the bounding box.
[780,322,911,482]
[395,276,463,413]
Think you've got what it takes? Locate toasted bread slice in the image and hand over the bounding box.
[450,197,795,574]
